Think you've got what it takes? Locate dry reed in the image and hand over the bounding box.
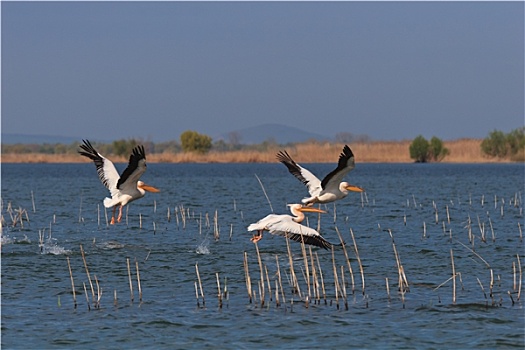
[195,262,205,307]
[127,258,134,303]
[3,139,514,164]
[66,256,77,309]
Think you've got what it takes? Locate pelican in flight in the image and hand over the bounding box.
[79,139,160,224]
[248,204,336,249]
[277,145,364,206]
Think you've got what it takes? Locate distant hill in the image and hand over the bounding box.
[2,124,331,145]
[217,123,332,144]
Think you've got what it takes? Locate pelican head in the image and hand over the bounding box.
[137,180,160,193]
[341,182,364,193]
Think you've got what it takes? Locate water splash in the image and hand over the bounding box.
[1,235,13,245]
[196,238,210,255]
[39,238,71,255]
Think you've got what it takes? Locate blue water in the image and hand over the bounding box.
[1,162,524,349]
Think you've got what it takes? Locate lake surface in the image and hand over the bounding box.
[1,162,524,349]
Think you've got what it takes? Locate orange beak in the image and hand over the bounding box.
[345,184,364,192]
[139,183,160,193]
[297,207,327,214]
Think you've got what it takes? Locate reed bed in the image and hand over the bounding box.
[1,139,516,163]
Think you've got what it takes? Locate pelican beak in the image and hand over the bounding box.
[139,183,161,193]
[298,207,327,214]
[345,184,364,192]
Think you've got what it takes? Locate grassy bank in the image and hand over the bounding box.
[0,139,515,163]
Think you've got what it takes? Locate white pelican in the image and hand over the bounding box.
[247,204,335,249]
[79,139,160,224]
[277,145,364,206]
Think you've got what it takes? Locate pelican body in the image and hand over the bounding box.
[79,139,160,224]
[277,145,363,206]
[248,204,335,249]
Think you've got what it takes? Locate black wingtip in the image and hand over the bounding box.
[341,145,354,159]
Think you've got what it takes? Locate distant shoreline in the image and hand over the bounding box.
[0,139,516,164]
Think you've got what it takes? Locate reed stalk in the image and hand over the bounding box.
[94,275,102,309]
[275,280,280,307]
[167,206,171,222]
[136,260,142,302]
[214,210,219,241]
[350,228,365,295]
[341,265,348,310]
[513,261,517,291]
[508,290,515,305]
[489,218,495,242]
[80,244,95,303]
[194,281,200,308]
[490,269,494,305]
[276,255,286,305]
[335,227,355,294]
[446,205,450,224]
[450,249,456,304]
[309,247,319,304]
[315,252,327,305]
[243,252,252,303]
[195,262,205,306]
[216,272,222,308]
[127,258,134,303]
[83,282,90,311]
[286,237,301,299]
[31,190,36,212]
[476,277,488,303]
[254,174,273,213]
[255,243,265,307]
[265,265,272,302]
[385,277,390,301]
[114,289,118,307]
[299,237,311,302]
[66,256,77,309]
[78,192,83,223]
[519,222,523,243]
[223,276,229,307]
[331,246,340,310]
[517,254,522,301]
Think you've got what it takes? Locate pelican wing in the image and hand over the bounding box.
[276,150,321,197]
[79,140,120,194]
[282,231,334,250]
[320,145,355,190]
[265,217,334,250]
[116,145,147,192]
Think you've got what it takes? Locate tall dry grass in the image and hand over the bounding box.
[0,139,516,163]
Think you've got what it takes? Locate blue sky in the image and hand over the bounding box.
[2,1,523,142]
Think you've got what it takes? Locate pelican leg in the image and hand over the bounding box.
[110,206,117,225]
[117,205,123,223]
[250,231,263,243]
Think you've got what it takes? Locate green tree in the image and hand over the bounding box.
[481,127,525,161]
[180,130,212,154]
[429,136,449,161]
[481,130,508,158]
[112,139,139,157]
[409,135,430,163]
